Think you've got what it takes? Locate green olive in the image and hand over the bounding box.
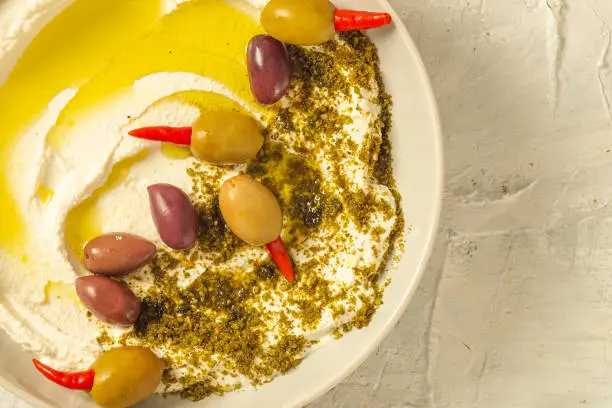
[90,346,164,408]
[190,111,264,165]
[261,0,335,46]
[219,174,283,246]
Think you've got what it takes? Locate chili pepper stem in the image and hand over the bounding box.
[265,236,295,282]
[32,359,95,391]
[334,10,392,32]
[128,126,192,146]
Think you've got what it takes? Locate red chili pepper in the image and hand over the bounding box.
[265,236,295,282]
[32,359,95,391]
[334,10,392,32]
[128,126,192,146]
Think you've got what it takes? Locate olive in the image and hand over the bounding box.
[247,35,292,105]
[83,233,156,276]
[90,346,164,408]
[148,184,199,250]
[75,276,141,326]
[261,0,335,46]
[190,111,263,164]
[219,174,282,246]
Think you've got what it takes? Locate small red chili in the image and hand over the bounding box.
[32,359,95,391]
[266,236,295,282]
[334,10,392,32]
[128,126,192,145]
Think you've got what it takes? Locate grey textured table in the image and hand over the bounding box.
[6,0,612,407]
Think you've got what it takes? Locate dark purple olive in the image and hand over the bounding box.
[247,35,292,105]
[76,276,141,326]
[148,184,199,250]
[84,233,156,276]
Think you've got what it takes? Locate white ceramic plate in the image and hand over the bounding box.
[0,0,443,407]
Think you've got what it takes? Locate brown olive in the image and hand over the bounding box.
[90,346,163,408]
[75,276,141,326]
[83,233,156,276]
[190,111,263,164]
[219,174,282,246]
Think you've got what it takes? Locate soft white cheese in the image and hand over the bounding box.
[0,0,398,392]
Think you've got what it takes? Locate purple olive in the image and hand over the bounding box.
[84,233,156,276]
[76,276,141,326]
[247,35,292,105]
[148,184,199,250]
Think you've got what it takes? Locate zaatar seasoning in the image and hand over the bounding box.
[100,32,405,401]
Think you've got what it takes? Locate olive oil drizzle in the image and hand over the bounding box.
[0,0,162,251]
[0,0,264,253]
